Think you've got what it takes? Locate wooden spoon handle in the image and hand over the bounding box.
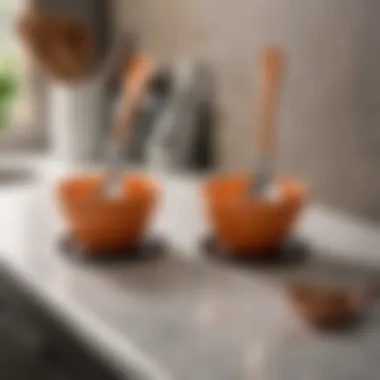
[256,46,284,154]
[109,54,154,146]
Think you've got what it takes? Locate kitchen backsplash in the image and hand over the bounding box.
[117,0,380,220]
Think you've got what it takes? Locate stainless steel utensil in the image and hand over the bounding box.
[146,60,213,171]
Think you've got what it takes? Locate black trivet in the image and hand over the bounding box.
[58,234,166,265]
[201,235,309,267]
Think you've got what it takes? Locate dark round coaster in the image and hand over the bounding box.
[201,236,309,267]
[315,313,362,333]
[58,234,166,265]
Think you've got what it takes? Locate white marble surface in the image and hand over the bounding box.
[0,157,380,379]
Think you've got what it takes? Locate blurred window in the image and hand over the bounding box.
[0,0,42,144]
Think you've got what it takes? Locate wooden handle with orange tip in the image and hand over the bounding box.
[109,53,154,146]
[256,46,284,154]
[97,53,154,198]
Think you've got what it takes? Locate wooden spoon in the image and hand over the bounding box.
[98,54,154,197]
[247,46,284,198]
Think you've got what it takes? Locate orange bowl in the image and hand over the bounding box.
[57,174,159,253]
[202,175,306,252]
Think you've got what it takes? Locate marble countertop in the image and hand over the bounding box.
[1,158,380,380]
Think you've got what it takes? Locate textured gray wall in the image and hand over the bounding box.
[117,0,380,220]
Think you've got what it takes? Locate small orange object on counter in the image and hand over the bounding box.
[202,175,306,252]
[287,282,380,330]
[57,174,159,253]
